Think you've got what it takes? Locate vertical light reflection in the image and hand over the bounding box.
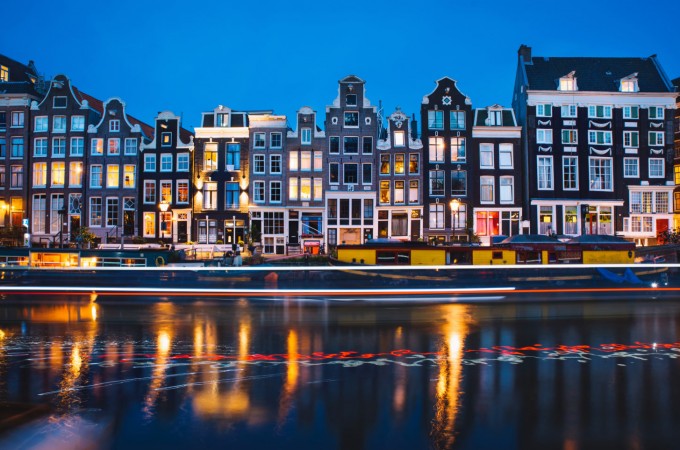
[393,326,406,416]
[55,319,98,414]
[0,328,6,404]
[143,303,175,419]
[277,329,299,427]
[431,304,471,449]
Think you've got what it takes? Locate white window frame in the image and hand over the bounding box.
[562,155,578,191]
[649,158,664,178]
[537,155,553,190]
[536,129,553,144]
[623,157,639,178]
[479,143,494,169]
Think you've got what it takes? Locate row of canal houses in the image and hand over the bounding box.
[0,46,678,254]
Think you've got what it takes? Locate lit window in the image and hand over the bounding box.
[558,72,577,91]
[394,131,405,147]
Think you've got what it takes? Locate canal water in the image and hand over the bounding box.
[1,296,680,449]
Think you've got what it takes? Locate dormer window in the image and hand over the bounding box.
[486,109,502,126]
[558,71,577,91]
[620,73,639,92]
[216,113,229,127]
[0,65,8,82]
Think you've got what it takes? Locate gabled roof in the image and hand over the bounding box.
[340,75,364,84]
[77,89,154,138]
[524,56,674,92]
[0,53,44,96]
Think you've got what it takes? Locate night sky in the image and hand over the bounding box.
[4,0,679,130]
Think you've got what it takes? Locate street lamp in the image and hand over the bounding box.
[159,201,170,244]
[450,198,460,242]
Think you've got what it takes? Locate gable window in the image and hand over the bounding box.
[344,112,359,127]
[346,94,357,106]
[301,128,312,145]
[0,65,8,82]
[649,158,664,178]
[588,105,612,119]
[394,131,405,147]
[623,106,639,119]
[428,110,443,129]
[649,107,664,120]
[71,116,85,132]
[109,120,120,132]
[536,104,552,117]
[563,156,578,190]
[537,155,553,190]
[624,158,639,178]
[53,96,67,108]
[161,132,172,147]
[450,111,465,130]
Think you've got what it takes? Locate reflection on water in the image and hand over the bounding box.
[0,299,680,449]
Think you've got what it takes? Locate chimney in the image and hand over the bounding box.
[518,45,532,63]
[410,113,418,140]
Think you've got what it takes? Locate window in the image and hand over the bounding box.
[35,116,48,132]
[11,111,24,128]
[51,162,65,186]
[394,131,405,147]
[301,128,312,145]
[314,151,323,171]
[588,130,612,145]
[144,154,156,172]
[0,138,4,157]
[270,133,282,149]
[70,137,84,156]
[300,151,311,171]
[11,138,23,158]
[344,112,359,127]
[270,154,282,174]
[623,131,639,148]
[144,181,156,204]
[106,198,119,227]
[561,130,577,144]
[90,165,103,188]
[105,164,119,188]
[346,94,357,106]
[409,180,419,204]
[330,163,339,184]
[393,181,405,205]
[480,176,494,203]
[225,182,239,208]
[124,165,135,188]
[11,166,23,188]
[429,136,444,162]
[270,181,282,203]
[428,110,443,129]
[177,153,189,172]
[656,192,669,213]
[0,65,7,82]
[203,182,217,209]
[479,144,494,168]
[451,171,467,196]
[33,163,47,187]
[537,156,553,190]
[675,166,680,185]
[0,167,5,188]
[451,137,466,162]
[450,111,465,130]
[253,181,265,202]
[50,137,65,157]
[537,129,553,144]
[91,138,104,155]
[649,158,664,178]
[561,105,577,118]
[34,138,48,157]
[90,198,103,227]
[380,154,390,175]
[216,113,229,127]
[589,157,612,191]
[125,138,137,155]
[161,132,172,147]
[254,133,266,148]
[379,180,390,204]
[620,79,638,92]
[344,163,358,184]
[53,116,66,132]
[299,177,311,201]
[429,170,444,196]
[649,131,664,146]
[344,136,358,154]
[409,154,419,174]
[71,116,85,131]
[108,138,120,155]
[362,163,372,184]
[109,120,120,132]
[623,106,639,119]
[329,136,340,154]
[160,154,172,172]
[289,178,298,200]
[429,203,444,229]
[563,156,578,190]
[486,109,503,126]
[588,105,612,118]
[32,195,46,233]
[314,178,322,201]
[69,162,83,187]
[559,76,577,91]
[394,154,405,175]
[53,96,67,108]
[499,144,513,169]
[500,176,514,203]
[253,155,265,174]
[649,107,664,120]
[536,104,552,117]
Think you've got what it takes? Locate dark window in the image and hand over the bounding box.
[363,136,372,154]
[329,136,340,154]
[346,94,357,106]
[344,137,358,154]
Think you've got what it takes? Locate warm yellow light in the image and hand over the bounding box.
[158,330,171,354]
[0,329,5,339]
[450,199,460,212]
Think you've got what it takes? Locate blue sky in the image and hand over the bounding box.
[3,0,679,131]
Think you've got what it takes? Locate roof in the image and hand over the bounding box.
[524,56,674,93]
[0,53,43,97]
[475,108,517,126]
[76,89,154,138]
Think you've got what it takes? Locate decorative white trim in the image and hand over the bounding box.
[588,120,611,128]
[650,148,664,155]
[537,119,551,126]
[589,147,611,155]
[650,122,664,128]
[538,146,552,152]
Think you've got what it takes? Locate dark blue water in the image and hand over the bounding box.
[1,296,680,449]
